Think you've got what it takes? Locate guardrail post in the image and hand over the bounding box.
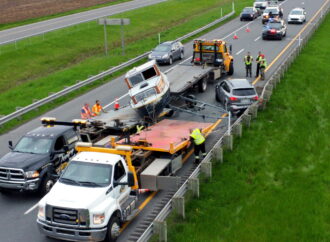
[173,196,185,219]
[242,114,251,128]
[223,135,233,151]
[232,123,242,138]
[249,105,258,119]
[154,220,167,242]
[188,178,200,198]
[212,146,223,163]
[263,90,272,102]
[201,161,212,178]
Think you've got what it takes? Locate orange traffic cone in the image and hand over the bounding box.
[246,26,251,32]
[233,33,238,39]
[114,97,120,110]
[137,189,150,194]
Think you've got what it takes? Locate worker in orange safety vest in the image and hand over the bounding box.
[92,100,107,116]
[81,103,92,119]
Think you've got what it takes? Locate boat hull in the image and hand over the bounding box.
[135,88,171,119]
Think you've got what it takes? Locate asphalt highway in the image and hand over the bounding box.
[0,0,167,45]
[0,0,328,241]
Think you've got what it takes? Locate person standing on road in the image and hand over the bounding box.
[81,103,92,119]
[189,128,207,164]
[244,52,253,78]
[259,55,267,80]
[92,100,107,116]
[255,51,263,77]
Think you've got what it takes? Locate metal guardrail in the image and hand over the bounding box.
[0,10,235,127]
[137,3,330,241]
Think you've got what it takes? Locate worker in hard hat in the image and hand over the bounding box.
[92,100,107,116]
[189,128,206,164]
[259,55,267,80]
[244,52,253,78]
[81,103,92,119]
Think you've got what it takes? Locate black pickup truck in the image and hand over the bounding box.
[0,125,79,194]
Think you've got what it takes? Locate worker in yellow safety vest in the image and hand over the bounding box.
[190,128,206,164]
[92,100,107,116]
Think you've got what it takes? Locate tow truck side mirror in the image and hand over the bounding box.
[127,172,135,187]
[8,140,13,150]
[113,172,135,187]
[229,44,232,53]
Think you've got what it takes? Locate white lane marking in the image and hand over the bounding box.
[254,36,261,41]
[236,48,244,55]
[103,93,129,109]
[24,203,39,215]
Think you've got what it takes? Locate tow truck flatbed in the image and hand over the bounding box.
[167,63,220,94]
[117,119,214,153]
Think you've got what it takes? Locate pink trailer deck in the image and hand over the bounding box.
[117,119,215,154]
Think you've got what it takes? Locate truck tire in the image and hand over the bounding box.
[198,78,207,92]
[39,175,55,195]
[180,52,184,60]
[227,62,234,75]
[169,57,173,65]
[105,216,120,242]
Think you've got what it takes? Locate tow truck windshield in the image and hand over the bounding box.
[14,136,52,154]
[60,161,112,187]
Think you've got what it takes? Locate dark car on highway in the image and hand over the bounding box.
[215,79,258,115]
[240,7,259,21]
[262,20,287,40]
[148,41,184,65]
[0,125,79,195]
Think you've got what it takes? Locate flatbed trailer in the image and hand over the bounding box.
[167,62,222,94]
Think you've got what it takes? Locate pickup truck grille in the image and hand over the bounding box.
[53,207,78,225]
[0,167,25,181]
[46,205,89,227]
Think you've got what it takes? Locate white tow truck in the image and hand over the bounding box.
[37,144,137,242]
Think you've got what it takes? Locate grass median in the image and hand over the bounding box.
[0,0,253,133]
[165,13,330,242]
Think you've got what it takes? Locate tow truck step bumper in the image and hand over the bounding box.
[37,219,107,242]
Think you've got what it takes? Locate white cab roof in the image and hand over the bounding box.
[73,151,122,166]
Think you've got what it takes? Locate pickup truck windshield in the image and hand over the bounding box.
[14,136,52,154]
[60,161,112,187]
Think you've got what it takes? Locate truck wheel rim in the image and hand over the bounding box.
[111,222,120,238]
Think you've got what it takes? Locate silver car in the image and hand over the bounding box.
[288,8,306,24]
[148,41,184,65]
[215,79,258,115]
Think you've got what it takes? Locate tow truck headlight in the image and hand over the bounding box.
[25,170,39,178]
[38,205,45,220]
[93,213,105,224]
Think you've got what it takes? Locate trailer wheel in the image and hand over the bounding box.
[227,62,234,75]
[198,78,207,92]
[105,216,120,242]
[39,175,55,195]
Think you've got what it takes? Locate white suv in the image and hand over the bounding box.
[288,8,306,24]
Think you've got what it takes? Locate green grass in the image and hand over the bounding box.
[166,13,330,242]
[0,0,253,133]
[0,0,130,31]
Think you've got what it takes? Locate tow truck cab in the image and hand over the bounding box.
[192,39,234,75]
[0,124,78,194]
[37,148,136,242]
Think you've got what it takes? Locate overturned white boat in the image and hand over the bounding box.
[125,60,171,119]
